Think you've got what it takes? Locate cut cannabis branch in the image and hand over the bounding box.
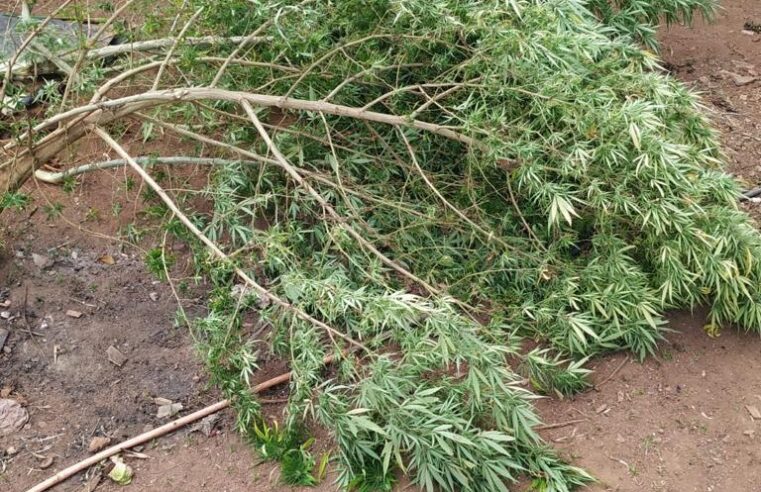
[4,1,754,490]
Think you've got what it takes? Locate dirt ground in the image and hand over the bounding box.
[1,1,761,491]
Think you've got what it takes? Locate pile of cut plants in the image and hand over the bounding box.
[2,0,759,490]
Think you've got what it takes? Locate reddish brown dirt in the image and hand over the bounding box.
[535,310,761,492]
[533,3,761,491]
[658,0,761,192]
[0,144,338,492]
[1,1,761,492]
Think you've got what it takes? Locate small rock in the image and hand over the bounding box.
[190,413,221,437]
[32,253,53,269]
[256,292,272,309]
[3,346,10,354]
[742,30,757,36]
[731,59,757,73]
[0,399,29,436]
[595,404,608,414]
[88,436,112,453]
[718,69,758,86]
[0,311,10,319]
[149,292,159,302]
[732,74,758,86]
[744,430,755,436]
[106,346,127,367]
[5,446,18,456]
[97,254,115,265]
[231,284,249,297]
[157,403,183,419]
[37,456,54,469]
[0,328,8,351]
[153,397,172,406]
[746,405,761,420]
[0,300,10,308]
[14,250,24,259]
[65,310,83,318]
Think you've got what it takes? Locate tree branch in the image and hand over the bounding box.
[93,126,368,353]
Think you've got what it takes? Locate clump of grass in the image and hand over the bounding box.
[42,202,64,219]
[0,192,30,211]
[251,421,319,486]
[144,247,174,280]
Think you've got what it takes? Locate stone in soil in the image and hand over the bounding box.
[37,456,54,469]
[156,403,183,419]
[106,345,127,367]
[0,399,29,436]
[89,436,112,453]
[190,413,221,437]
[32,253,53,269]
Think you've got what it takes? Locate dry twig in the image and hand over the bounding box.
[25,356,338,492]
[594,356,630,391]
[34,157,261,183]
[534,419,588,431]
[93,126,368,353]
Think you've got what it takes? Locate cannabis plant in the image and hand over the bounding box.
[8,0,757,490]
[174,0,750,489]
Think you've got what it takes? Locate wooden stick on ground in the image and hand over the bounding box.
[534,419,588,431]
[26,400,231,492]
[26,355,335,492]
[594,356,629,391]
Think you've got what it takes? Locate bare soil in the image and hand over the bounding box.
[1,1,761,491]
[536,310,761,492]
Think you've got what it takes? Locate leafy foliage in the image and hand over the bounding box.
[587,0,716,49]
[251,420,319,485]
[22,0,761,490]
[520,349,591,397]
[281,447,318,486]
[144,247,175,280]
[0,192,30,211]
[168,0,761,489]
